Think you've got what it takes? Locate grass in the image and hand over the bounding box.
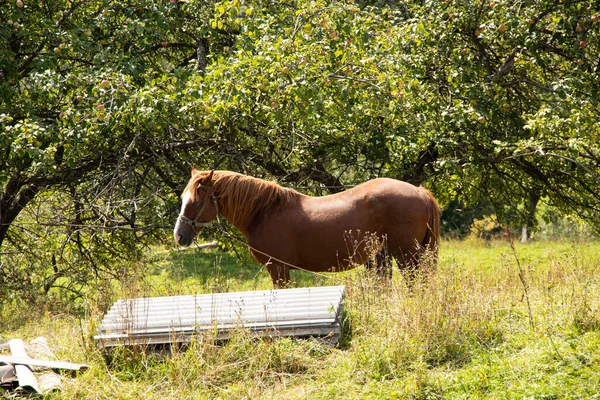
[1,238,600,399]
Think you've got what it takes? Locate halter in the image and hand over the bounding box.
[177,186,220,229]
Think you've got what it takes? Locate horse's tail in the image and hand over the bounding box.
[419,187,441,261]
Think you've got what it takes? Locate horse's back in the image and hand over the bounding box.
[353,178,430,216]
[298,177,431,246]
[299,177,428,221]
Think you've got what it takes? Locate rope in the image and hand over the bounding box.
[202,208,342,282]
[216,227,342,282]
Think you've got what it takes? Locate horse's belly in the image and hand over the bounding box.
[293,228,378,272]
[251,221,374,272]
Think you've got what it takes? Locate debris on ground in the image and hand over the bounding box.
[0,337,88,396]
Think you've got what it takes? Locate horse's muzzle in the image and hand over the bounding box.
[175,233,193,247]
[174,224,195,247]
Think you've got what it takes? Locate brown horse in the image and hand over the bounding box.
[174,167,440,287]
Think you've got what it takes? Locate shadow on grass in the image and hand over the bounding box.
[162,247,338,291]
[167,248,263,283]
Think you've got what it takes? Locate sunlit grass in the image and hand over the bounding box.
[1,239,600,399]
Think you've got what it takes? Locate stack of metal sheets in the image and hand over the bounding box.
[94,286,346,347]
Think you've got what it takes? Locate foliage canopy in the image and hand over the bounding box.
[1,0,599,299]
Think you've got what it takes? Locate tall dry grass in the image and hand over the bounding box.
[3,239,600,399]
[335,239,600,392]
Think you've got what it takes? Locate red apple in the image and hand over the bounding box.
[498,24,507,32]
[161,41,168,47]
[97,104,105,111]
[576,24,583,32]
[16,0,23,8]
[580,40,588,47]
[477,116,486,123]
[100,79,110,87]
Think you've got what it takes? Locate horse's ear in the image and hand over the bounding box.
[201,170,214,187]
[192,164,199,174]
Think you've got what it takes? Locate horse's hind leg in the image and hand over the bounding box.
[394,246,435,288]
[366,248,392,281]
[377,248,393,280]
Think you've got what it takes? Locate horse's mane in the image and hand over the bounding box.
[186,170,300,227]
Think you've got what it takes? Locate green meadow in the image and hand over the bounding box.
[2,239,600,399]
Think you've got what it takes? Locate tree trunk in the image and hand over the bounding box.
[400,142,438,186]
[196,38,208,73]
[520,190,541,243]
[520,225,528,242]
[0,176,41,248]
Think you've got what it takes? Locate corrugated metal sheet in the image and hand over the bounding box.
[94,286,345,346]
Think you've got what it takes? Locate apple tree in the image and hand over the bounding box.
[1,0,599,303]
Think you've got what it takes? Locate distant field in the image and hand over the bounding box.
[1,239,600,399]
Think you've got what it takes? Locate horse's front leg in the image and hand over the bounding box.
[249,248,291,288]
[266,263,290,289]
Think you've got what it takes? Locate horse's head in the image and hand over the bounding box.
[173,167,219,247]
